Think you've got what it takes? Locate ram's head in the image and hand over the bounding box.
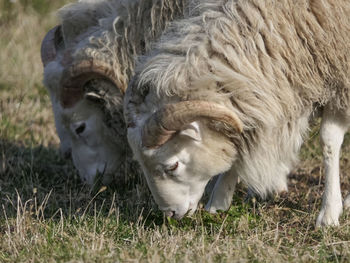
[41,26,126,185]
[125,82,243,218]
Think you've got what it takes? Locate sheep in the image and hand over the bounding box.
[41,0,189,185]
[124,0,350,226]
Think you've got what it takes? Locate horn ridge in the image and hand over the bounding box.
[142,100,243,148]
[41,25,62,67]
[60,59,124,108]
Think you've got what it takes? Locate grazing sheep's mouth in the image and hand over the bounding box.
[164,210,175,218]
[163,207,193,220]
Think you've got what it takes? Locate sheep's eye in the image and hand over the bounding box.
[165,162,178,173]
[75,123,86,135]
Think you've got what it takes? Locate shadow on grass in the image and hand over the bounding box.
[0,139,159,224]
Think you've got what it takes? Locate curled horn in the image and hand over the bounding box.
[41,25,62,67]
[60,59,125,108]
[142,100,244,148]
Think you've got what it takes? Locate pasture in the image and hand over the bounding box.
[1,1,350,262]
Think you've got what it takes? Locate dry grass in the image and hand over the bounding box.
[0,0,64,146]
[1,1,350,262]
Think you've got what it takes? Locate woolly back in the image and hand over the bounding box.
[136,0,350,124]
[58,0,189,92]
[132,0,350,196]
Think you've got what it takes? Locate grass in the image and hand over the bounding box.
[1,1,350,262]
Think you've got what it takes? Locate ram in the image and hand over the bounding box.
[125,0,350,226]
[41,0,188,184]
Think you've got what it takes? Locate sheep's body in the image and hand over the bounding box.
[42,0,188,184]
[126,0,350,225]
[58,0,190,92]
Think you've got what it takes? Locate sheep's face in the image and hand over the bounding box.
[42,25,127,186]
[51,96,73,159]
[62,100,125,185]
[128,121,236,219]
[44,59,125,185]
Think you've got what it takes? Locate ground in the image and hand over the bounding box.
[1,1,350,262]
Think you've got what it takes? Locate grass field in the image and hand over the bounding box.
[1,1,350,262]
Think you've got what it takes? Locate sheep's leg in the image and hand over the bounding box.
[204,175,219,197]
[205,168,238,213]
[316,108,349,227]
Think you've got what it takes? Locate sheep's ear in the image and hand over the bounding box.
[84,92,104,104]
[179,122,201,142]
